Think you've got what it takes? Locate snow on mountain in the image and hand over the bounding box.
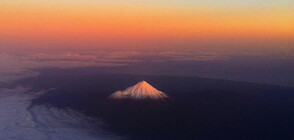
[109,81,169,100]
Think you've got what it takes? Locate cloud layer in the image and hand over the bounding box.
[1,50,294,87]
[0,87,123,140]
[0,51,228,84]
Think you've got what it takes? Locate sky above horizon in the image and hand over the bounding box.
[0,0,293,52]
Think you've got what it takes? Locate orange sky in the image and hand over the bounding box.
[0,0,293,52]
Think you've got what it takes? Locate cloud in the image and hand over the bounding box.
[0,87,123,140]
[0,51,228,84]
[2,49,294,87]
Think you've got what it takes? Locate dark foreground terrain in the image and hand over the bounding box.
[12,67,294,140]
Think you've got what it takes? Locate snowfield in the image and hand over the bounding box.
[109,81,169,100]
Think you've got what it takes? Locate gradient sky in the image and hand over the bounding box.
[0,0,293,52]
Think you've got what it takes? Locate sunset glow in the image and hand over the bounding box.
[1,0,293,51]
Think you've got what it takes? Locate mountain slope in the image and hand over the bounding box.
[109,81,169,100]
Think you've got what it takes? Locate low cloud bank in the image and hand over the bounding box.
[0,51,226,84]
[1,50,294,87]
[0,87,123,140]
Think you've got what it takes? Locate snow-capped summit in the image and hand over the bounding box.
[109,81,169,100]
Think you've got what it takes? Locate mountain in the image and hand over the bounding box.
[26,72,294,140]
[109,81,169,100]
